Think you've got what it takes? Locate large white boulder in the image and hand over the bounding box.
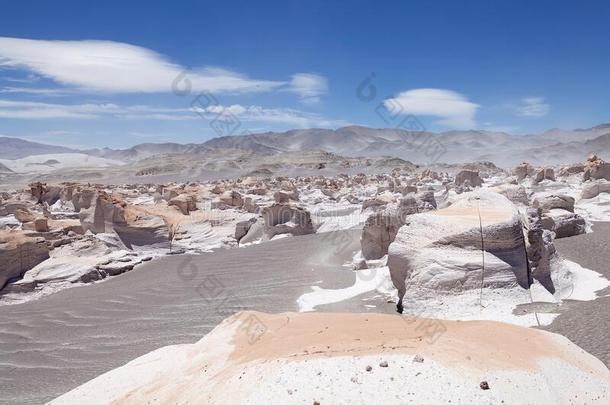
[388,191,530,311]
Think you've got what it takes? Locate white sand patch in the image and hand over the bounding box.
[0,214,19,228]
[576,193,610,221]
[297,266,392,312]
[0,153,124,174]
[297,252,610,327]
[241,355,609,404]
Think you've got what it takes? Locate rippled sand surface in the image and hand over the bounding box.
[0,230,361,404]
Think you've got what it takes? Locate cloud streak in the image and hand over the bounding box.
[383,88,479,129]
[516,97,550,117]
[287,73,328,103]
[0,99,347,128]
[0,37,285,94]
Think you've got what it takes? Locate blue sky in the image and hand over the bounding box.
[1,0,609,148]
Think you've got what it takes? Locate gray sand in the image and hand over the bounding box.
[0,230,367,404]
[540,222,610,367]
[1,224,609,403]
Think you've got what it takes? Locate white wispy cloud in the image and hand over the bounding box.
[192,103,348,127]
[0,86,76,96]
[287,73,328,103]
[0,37,285,94]
[516,97,550,117]
[0,99,192,119]
[0,99,347,128]
[383,88,479,129]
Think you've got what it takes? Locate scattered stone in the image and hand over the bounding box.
[532,194,575,213]
[413,354,424,363]
[365,365,372,372]
[34,217,49,232]
[455,170,483,187]
[379,360,388,367]
[168,194,197,215]
[583,154,610,181]
[480,381,490,390]
[14,207,35,223]
[353,259,368,270]
[235,218,257,243]
[261,204,314,239]
[513,162,535,181]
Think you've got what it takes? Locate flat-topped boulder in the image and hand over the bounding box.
[261,203,314,239]
[454,170,483,187]
[388,190,531,310]
[546,209,586,239]
[532,193,575,212]
[168,194,197,215]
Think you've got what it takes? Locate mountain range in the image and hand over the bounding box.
[2,124,609,167]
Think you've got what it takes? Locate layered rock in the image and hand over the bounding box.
[79,193,126,234]
[523,208,556,292]
[361,192,395,211]
[14,207,35,223]
[454,170,483,187]
[114,206,170,249]
[532,193,575,212]
[583,154,610,181]
[581,179,610,199]
[235,217,257,243]
[219,190,244,208]
[360,196,424,260]
[546,210,586,238]
[261,204,314,239]
[29,182,62,205]
[388,191,531,311]
[534,168,556,183]
[491,184,529,205]
[168,194,197,215]
[273,190,299,203]
[0,231,49,289]
[513,162,535,181]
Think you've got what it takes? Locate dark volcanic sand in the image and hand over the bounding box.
[540,221,610,367]
[0,230,369,404]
